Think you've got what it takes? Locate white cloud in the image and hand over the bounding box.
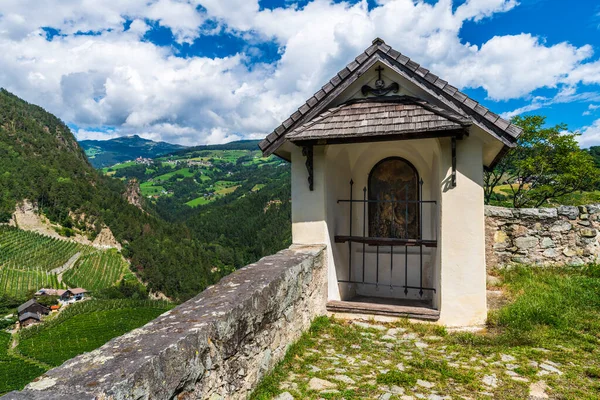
[577,119,600,148]
[0,0,599,145]
[583,103,600,115]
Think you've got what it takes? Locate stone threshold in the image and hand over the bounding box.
[327,296,440,321]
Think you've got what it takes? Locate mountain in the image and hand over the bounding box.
[0,88,291,301]
[80,135,187,168]
[0,89,222,300]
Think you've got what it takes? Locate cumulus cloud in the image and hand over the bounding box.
[0,0,599,145]
[577,119,600,148]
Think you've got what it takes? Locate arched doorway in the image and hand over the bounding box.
[368,157,420,240]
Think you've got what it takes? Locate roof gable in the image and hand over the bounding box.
[259,38,522,161]
[286,96,471,143]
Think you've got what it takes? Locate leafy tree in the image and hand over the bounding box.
[484,115,599,208]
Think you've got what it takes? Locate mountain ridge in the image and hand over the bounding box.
[80,134,188,168]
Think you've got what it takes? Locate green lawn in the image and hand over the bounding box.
[101,161,137,174]
[186,196,214,207]
[252,265,600,400]
[154,167,194,182]
[139,182,165,196]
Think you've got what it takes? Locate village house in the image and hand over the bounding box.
[35,287,88,302]
[259,38,522,327]
[17,299,50,327]
[34,288,66,297]
[18,312,41,327]
[60,288,88,302]
[17,299,50,317]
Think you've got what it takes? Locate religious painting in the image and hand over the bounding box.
[368,158,419,239]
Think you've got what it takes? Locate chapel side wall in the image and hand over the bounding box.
[438,136,487,327]
[485,205,600,268]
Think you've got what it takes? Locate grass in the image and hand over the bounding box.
[185,196,214,207]
[154,167,194,182]
[485,264,600,347]
[251,265,600,399]
[139,182,165,196]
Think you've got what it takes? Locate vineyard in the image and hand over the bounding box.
[0,331,46,395]
[0,226,134,300]
[63,250,127,291]
[0,268,64,299]
[0,226,82,271]
[17,299,173,366]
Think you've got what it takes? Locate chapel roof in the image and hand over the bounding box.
[286,96,471,144]
[259,38,522,162]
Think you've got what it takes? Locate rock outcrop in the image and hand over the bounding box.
[124,178,143,210]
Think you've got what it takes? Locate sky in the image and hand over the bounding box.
[1,0,600,147]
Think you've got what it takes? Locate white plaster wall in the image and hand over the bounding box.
[437,136,488,327]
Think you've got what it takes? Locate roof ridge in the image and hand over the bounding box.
[259,38,522,161]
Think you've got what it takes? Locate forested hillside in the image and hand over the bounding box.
[0,89,291,301]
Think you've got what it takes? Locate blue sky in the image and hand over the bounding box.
[1,0,600,146]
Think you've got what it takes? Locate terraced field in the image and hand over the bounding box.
[0,226,82,271]
[0,331,45,395]
[63,250,127,291]
[17,300,173,367]
[0,268,64,299]
[0,226,130,299]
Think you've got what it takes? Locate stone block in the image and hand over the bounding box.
[580,228,597,238]
[485,206,514,218]
[541,237,554,248]
[515,236,538,250]
[494,230,509,244]
[558,205,579,220]
[542,248,559,258]
[510,225,528,237]
[580,213,589,220]
[511,256,531,264]
[568,257,585,267]
[550,221,572,233]
[587,204,600,214]
[517,208,558,219]
[563,247,577,257]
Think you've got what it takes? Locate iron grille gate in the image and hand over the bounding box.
[334,179,437,296]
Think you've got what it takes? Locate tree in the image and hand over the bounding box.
[484,115,599,208]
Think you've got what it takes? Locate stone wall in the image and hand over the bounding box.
[2,244,327,400]
[485,205,600,268]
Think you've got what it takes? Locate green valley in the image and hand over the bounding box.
[0,89,293,394]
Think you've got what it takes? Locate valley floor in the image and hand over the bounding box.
[252,266,600,400]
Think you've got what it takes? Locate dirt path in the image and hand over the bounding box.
[50,251,83,283]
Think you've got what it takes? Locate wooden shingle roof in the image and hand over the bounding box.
[259,38,523,162]
[287,96,471,144]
